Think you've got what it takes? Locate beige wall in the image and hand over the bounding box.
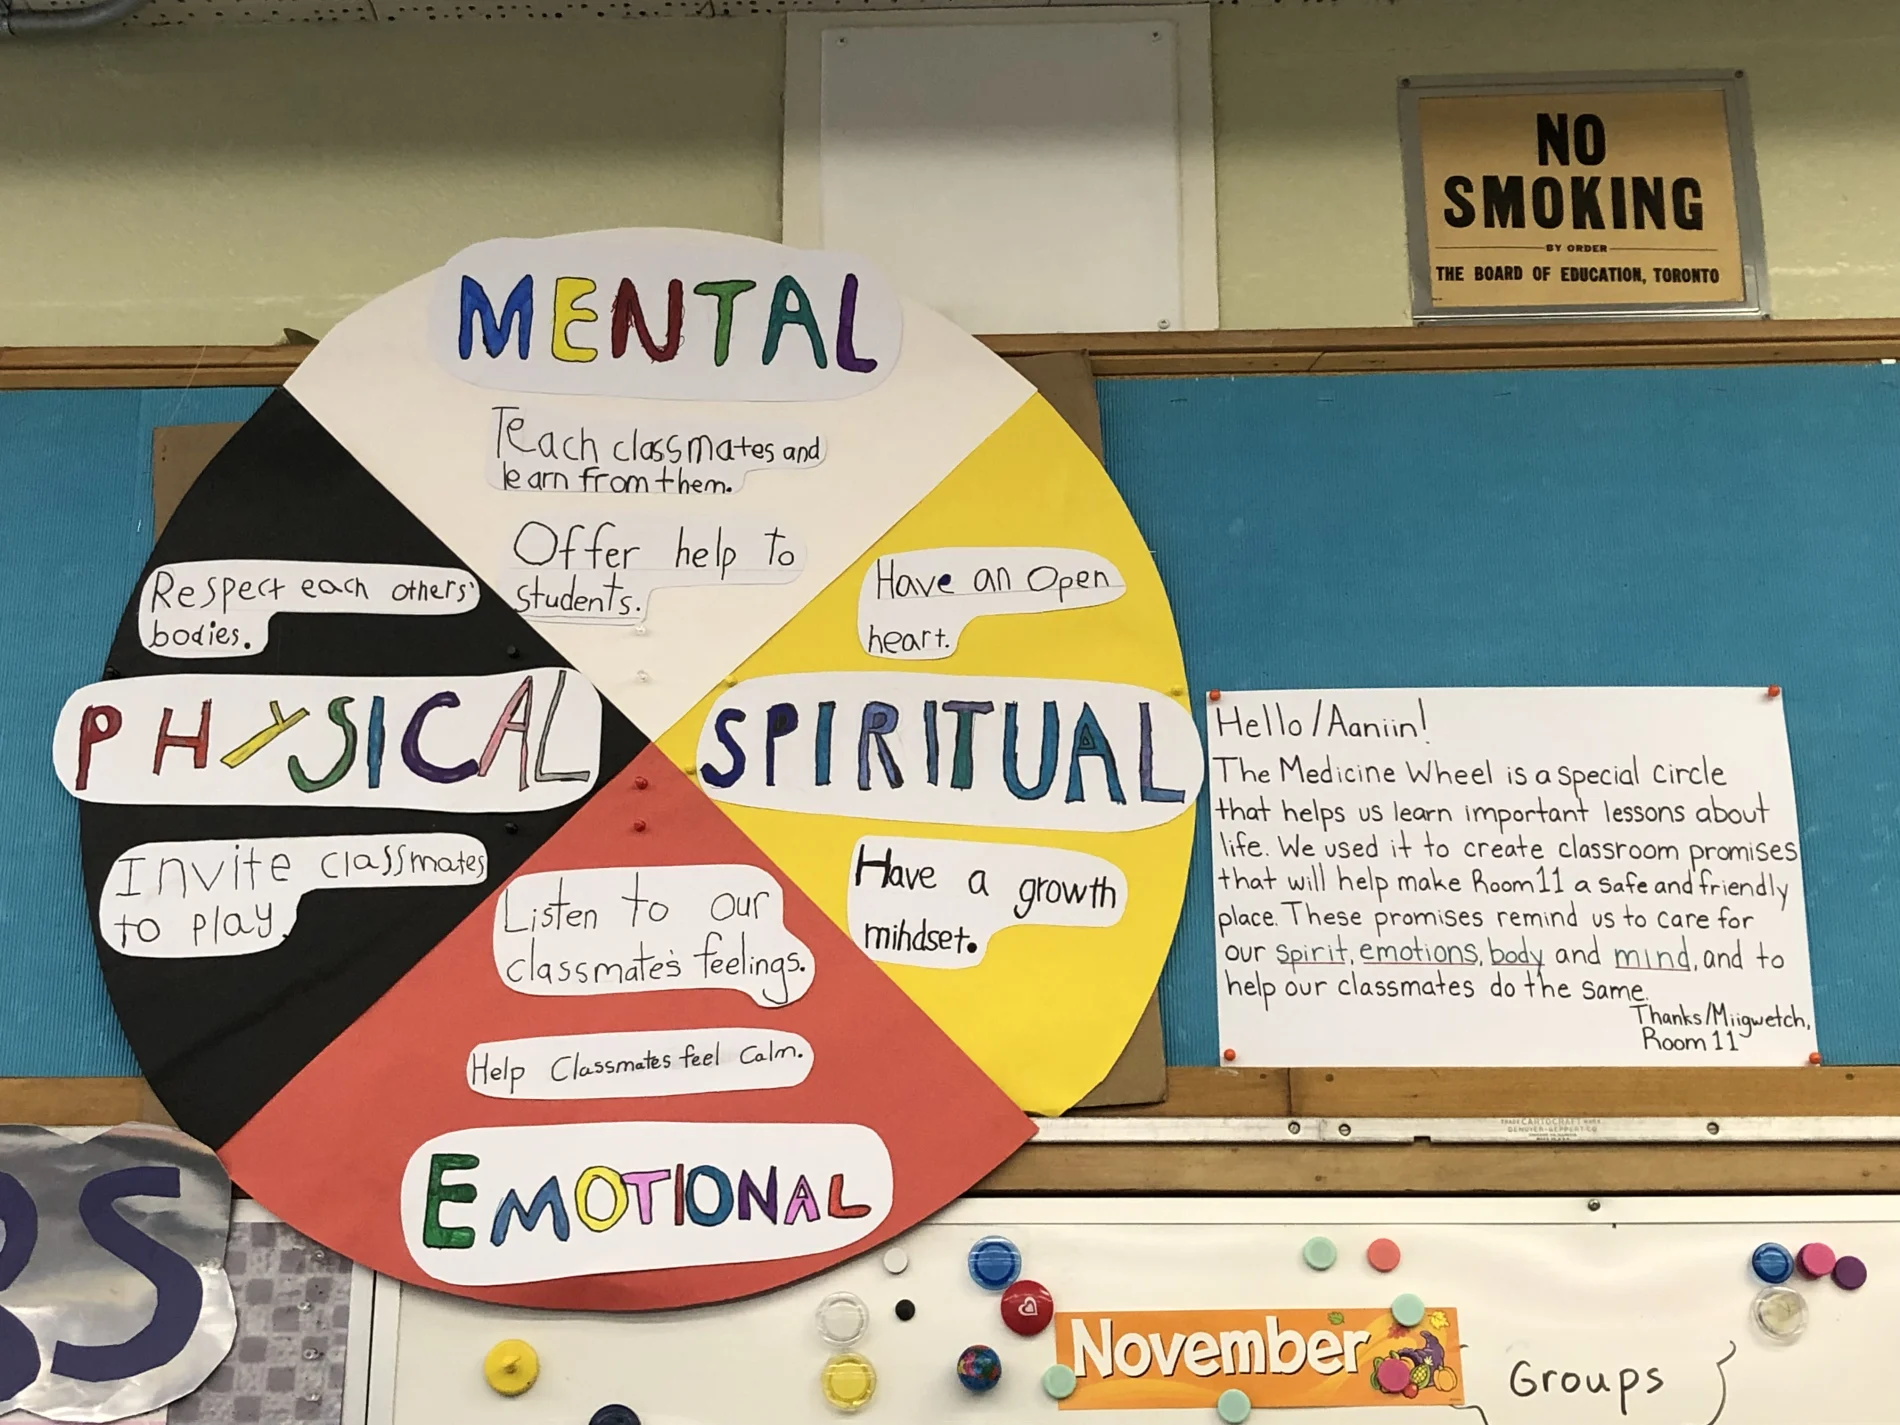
[4,0,1900,342]
[0,20,784,345]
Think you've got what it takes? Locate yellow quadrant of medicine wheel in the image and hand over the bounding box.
[655,394,1195,1115]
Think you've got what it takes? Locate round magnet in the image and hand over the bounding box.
[895,1299,916,1322]
[483,1339,539,1397]
[882,1247,910,1275]
[590,1407,640,1425]
[968,1235,1023,1291]
[1390,1293,1425,1328]
[957,1345,1003,1393]
[1001,1279,1055,1337]
[1216,1387,1252,1423]
[1751,1242,1794,1285]
[1366,1238,1402,1273]
[821,1353,877,1413]
[1375,1357,1415,1393]
[1301,1237,1337,1271]
[817,1292,870,1347]
[1043,1365,1078,1401]
[1797,1243,1836,1279]
[1833,1255,1869,1290]
[1752,1286,1808,1342]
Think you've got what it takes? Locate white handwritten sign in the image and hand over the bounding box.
[493,864,814,1007]
[465,1029,813,1100]
[1207,687,1818,1067]
[846,836,1125,968]
[402,1120,891,1284]
[139,560,478,658]
[99,833,488,958]
[486,402,824,494]
[856,547,1125,660]
[54,670,600,812]
[499,516,804,625]
[431,231,901,402]
[696,673,1202,833]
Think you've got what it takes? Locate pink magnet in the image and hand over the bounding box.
[1797,1243,1836,1279]
[1833,1255,1868,1291]
[1367,1238,1402,1273]
[1375,1357,1414,1393]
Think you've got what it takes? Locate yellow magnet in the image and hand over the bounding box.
[821,1353,877,1412]
[484,1339,540,1396]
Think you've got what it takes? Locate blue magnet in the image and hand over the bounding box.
[957,1345,1003,1393]
[968,1235,1023,1291]
[1752,1242,1794,1284]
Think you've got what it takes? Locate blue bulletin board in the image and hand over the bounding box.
[2,387,269,1074]
[1099,363,1900,1068]
[8,365,1900,1075]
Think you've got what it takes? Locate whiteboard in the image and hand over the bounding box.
[373,1196,1892,1425]
[785,9,1217,335]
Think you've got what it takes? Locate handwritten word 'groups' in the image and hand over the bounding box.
[54,669,600,812]
[139,560,478,658]
[696,673,1203,833]
[856,547,1126,660]
[494,864,815,1007]
[501,516,804,624]
[403,1120,891,1284]
[100,833,487,958]
[488,404,823,495]
[466,1029,812,1100]
[432,232,901,401]
[847,836,1125,968]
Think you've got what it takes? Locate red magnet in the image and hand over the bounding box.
[1366,1238,1402,1273]
[1797,1243,1836,1279]
[1001,1280,1054,1337]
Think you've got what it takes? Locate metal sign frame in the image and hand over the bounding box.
[1398,70,1770,324]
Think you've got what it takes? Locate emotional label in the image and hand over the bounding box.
[847,836,1125,968]
[465,1028,813,1100]
[433,231,901,402]
[101,833,488,958]
[858,547,1125,660]
[500,516,804,624]
[139,560,479,658]
[493,864,815,1007]
[696,673,1203,833]
[487,403,824,495]
[403,1120,892,1284]
[54,669,601,811]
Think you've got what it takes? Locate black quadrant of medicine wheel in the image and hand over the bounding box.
[82,390,648,1149]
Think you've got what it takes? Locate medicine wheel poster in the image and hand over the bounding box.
[53,230,1204,1310]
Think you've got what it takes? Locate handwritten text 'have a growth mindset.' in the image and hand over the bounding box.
[1206,687,1817,1067]
[433,232,901,402]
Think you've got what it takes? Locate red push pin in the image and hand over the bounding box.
[1208,689,1222,702]
[632,819,649,833]
[1809,1051,1824,1065]
[633,775,650,790]
[1222,1048,1237,1062]
[1767,685,1782,699]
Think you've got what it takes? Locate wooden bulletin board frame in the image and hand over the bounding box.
[10,320,1900,1192]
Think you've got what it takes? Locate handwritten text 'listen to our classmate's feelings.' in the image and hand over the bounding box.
[1206,688,1818,1067]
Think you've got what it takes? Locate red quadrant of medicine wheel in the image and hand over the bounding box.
[219,742,1034,1310]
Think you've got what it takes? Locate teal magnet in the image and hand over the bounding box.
[1301,1236,1338,1271]
[1216,1388,1252,1423]
[1043,1365,1078,1400]
[1391,1293,1425,1328]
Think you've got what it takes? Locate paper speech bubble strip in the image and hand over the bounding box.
[401,1119,892,1285]
[846,836,1126,968]
[432,230,902,402]
[99,833,489,959]
[695,672,1203,833]
[465,1028,814,1100]
[499,515,805,625]
[486,401,825,494]
[857,547,1126,660]
[493,863,815,1007]
[53,668,601,811]
[138,560,480,659]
